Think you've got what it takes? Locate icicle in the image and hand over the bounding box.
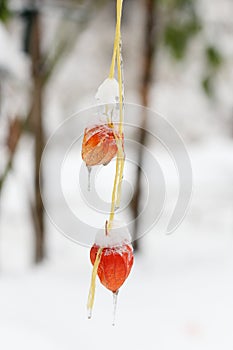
[112,290,119,326]
[87,166,92,192]
[88,308,92,320]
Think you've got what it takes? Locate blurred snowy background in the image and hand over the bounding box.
[0,0,233,349]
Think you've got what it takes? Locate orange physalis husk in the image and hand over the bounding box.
[88,222,134,324]
[90,221,134,293]
[82,123,122,167]
[90,243,134,293]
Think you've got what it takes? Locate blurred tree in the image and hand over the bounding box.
[0,0,10,22]
[131,0,157,251]
[131,0,223,250]
[202,45,223,96]
[0,0,108,263]
[162,0,201,59]
[161,0,223,96]
[24,7,45,263]
[0,0,224,259]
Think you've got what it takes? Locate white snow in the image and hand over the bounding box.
[1,137,233,350]
[94,220,132,247]
[95,78,119,104]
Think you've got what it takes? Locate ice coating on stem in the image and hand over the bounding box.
[95,220,131,247]
[95,78,119,104]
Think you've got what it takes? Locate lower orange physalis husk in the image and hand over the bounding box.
[90,243,134,293]
[87,221,134,323]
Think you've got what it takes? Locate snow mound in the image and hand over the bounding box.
[94,220,132,247]
[95,78,119,104]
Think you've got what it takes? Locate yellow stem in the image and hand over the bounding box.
[109,0,123,79]
[108,0,124,231]
[108,154,120,228]
[87,0,125,318]
[116,157,124,208]
[115,37,124,207]
[117,40,124,134]
[109,26,118,79]
[87,247,103,317]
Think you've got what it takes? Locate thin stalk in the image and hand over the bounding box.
[108,0,124,231]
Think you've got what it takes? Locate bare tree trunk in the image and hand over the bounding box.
[131,0,157,251]
[0,82,2,116]
[29,9,45,263]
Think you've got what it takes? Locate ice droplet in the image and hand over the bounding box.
[112,290,119,326]
[87,308,92,320]
[87,166,92,191]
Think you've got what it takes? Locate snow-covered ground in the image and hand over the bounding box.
[1,0,233,349]
[1,136,233,350]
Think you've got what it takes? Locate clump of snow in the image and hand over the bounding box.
[94,220,132,247]
[95,78,119,104]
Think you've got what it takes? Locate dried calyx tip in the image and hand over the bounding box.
[105,220,109,236]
